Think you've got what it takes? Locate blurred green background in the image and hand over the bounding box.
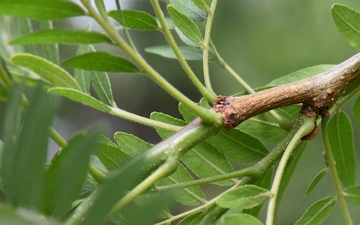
[1,0,360,224]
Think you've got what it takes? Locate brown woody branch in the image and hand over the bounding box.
[213,53,360,129]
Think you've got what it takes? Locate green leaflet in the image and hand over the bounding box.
[191,0,211,12]
[108,10,159,31]
[10,29,112,45]
[218,214,263,225]
[11,53,81,90]
[95,135,131,171]
[150,112,235,186]
[145,45,205,61]
[179,102,269,164]
[170,0,207,21]
[0,0,85,20]
[114,132,153,158]
[326,111,356,188]
[354,96,360,129]
[43,131,99,220]
[167,5,203,46]
[237,105,300,142]
[332,4,360,51]
[61,52,138,73]
[156,164,206,206]
[48,87,111,113]
[90,71,114,106]
[305,167,329,196]
[216,185,270,209]
[206,130,268,164]
[343,185,360,206]
[295,196,336,225]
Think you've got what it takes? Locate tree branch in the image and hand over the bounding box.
[213,53,360,129]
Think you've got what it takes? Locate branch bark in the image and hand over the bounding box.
[213,53,360,129]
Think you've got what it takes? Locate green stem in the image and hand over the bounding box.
[110,107,183,132]
[107,156,178,217]
[151,0,217,103]
[321,116,353,225]
[115,0,137,51]
[48,127,67,148]
[81,0,218,124]
[266,115,316,225]
[202,0,218,92]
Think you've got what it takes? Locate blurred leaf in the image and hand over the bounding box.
[206,129,268,164]
[267,65,335,86]
[124,194,172,225]
[332,4,360,51]
[48,87,111,113]
[43,131,99,220]
[10,29,112,45]
[114,132,153,158]
[354,96,360,128]
[0,204,60,225]
[108,10,158,31]
[11,53,80,90]
[74,44,93,94]
[170,0,207,21]
[237,105,300,142]
[91,71,114,106]
[0,0,85,20]
[2,86,54,209]
[145,45,206,60]
[61,52,138,73]
[94,0,109,23]
[218,214,263,225]
[305,168,329,197]
[109,209,128,225]
[95,135,131,171]
[342,80,360,96]
[178,211,206,225]
[216,185,269,209]
[156,164,206,206]
[343,185,360,206]
[191,0,211,12]
[327,111,355,187]
[0,85,7,101]
[73,156,148,225]
[295,196,336,225]
[133,194,170,219]
[40,21,59,64]
[167,5,203,45]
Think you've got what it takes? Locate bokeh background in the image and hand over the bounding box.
[1,0,360,224]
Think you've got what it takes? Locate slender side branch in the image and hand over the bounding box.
[266,116,316,225]
[213,53,360,129]
[151,0,217,103]
[321,116,353,225]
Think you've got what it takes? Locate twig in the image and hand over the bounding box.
[213,53,360,129]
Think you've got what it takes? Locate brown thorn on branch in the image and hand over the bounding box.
[213,53,360,129]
